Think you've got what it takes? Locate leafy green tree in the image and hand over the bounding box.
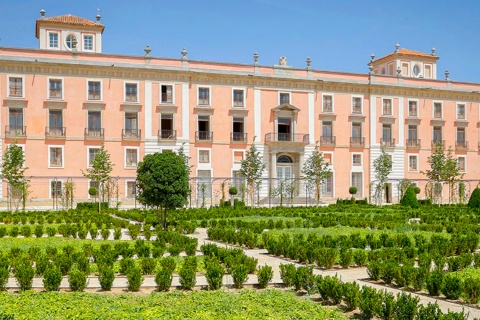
[301,144,331,205]
[400,187,418,207]
[373,146,392,205]
[81,144,113,213]
[136,152,189,230]
[1,142,29,212]
[468,188,480,209]
[240,138,266,207]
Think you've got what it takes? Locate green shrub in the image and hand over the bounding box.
[43,266,62,291]
[343,281,360,311]
[359,286,380,319]
[425,271,443,296]
[379,289,395,320]
[317,248,338,269]
[353,250,368,267]
[279,264,296,287]
[46,226,57,237]
[184,239,197,256]
[98,265,115,291]
[468,187,480,208]
[126,266,144,292]
[140,257,157,275]
[89,227,98,240]
[412,267,428,292]
[367,261,382,281]
[349,186,357,195]
[0,267,9,291]
[135,239,151,258]
[155,269,173,292]
[400,187,418,208]
[441,273,463,300]
[293,266,315,294]
[257,264,273,289]
[68,268,87,292]
[463,276,480,304]
[14,259,34,291]
[231,264,249,289]
[120,258,136,275]
[380,261,396,285]
[321,275,343,305]
[113,228,122,240]
[204,258,224,290]
[9,226,19,238]
[76,202,109,210]
[0,227,6,238]
[394,292,419,320]
[179,265,196,290]
[339,248,353,269]
[417,302,442,320]
[100,229,110,241]
[34,225,44,238]
[160,257,176,273]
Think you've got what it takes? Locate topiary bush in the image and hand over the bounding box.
[257,264,273,289]
[68,268,87,292]
[98,265,115,291]
[400,187,418,208]
[43,265,62,291]
[179,265,196,290]
[155,269,173,292]
[126,266,144,292]
[442,273,463,300]
[279,264,296,287]
[231,264,249,289]
[204,257,224,290]
[14,259,34,291]
[468,187,480,208]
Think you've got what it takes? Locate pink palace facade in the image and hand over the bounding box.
[0,11,479,206]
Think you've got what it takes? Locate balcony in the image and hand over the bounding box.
[45,126,66,139]
[231,132,247,143]
[350,137,365,147]
[122,129,141,141]
[196,131,213,142]
[84,128,104,140]
[322,104,333,113]
[456,140,469,151]
[5,125,26,137]
[233,99,244,108]
[158,129,177,141]
[161,93,173,104]
[406,139,421,148]
[264,132,309,145]
[320,136,336,146]
[431,140,445,148]
[380,138,395,147]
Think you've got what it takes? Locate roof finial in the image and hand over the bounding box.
[40,9,45,19]
[253,52,259,65]
[181,48,188,60]
[144,45,151,57]
[96,8,101,23]
[395,43,400,52]
[306,56,311,70]
[431,47,436,56]
[445,69,450,81]
[370,54,375,63]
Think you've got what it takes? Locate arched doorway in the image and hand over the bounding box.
[277,155,293,182]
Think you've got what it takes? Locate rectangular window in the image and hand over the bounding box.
[352,154,362,166]
[161,85,173,103]
[125,112,138,131]
[232,170,245,189]
[50,181,62,198]
[279,92,290,105]
[197,115,211,140]
[352,123,361,138]
[126,181,136,198]
[88,148,100,166]
[383,99,392,115]
[322,95,333,112]
[382,124,392,140]
[199,150,210,163]
[352,97,362,114]
[457,104,466,120]
[351,172,363,197]
[424,65,432,78]
[322,121,333,137]
[233,151,244,163]
[322,175,333,197]
[233,89,244,107]
[88,111,101,132]
[160,113,174,139]
[49,109,63,134]
[402,63,409,76]
[83,35,93,51]
[49,32,59,49]
[9,108,23,128]
[125,83,138,102]
[126,149,138,167]
[197,170,212,197]
[457,127,466,143]
[49,79,62,99]
[232,117,245,141]
[408,125,417,140]
[457,157,466,172]
[408,155,418,171]
[198,87,210,105]
[49,147,63,167]
[9,77,23,97]
[88,81,101,100]
[433,102,442,118]
[433,126,442,143]
[408,101,418,117]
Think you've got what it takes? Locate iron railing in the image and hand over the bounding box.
[84,128,104,139]
[122,129,141,140]
[196,131,213,141]
[380,138,395,147]
[231,132,247,143]
[158,129,177,140]
[45,126,66,138]
[350,137,365,147]
[406,139,421,148]
[5,125,26,137]
[264,132,309,143]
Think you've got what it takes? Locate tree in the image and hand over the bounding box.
[372,146,392,205]
[301,144,332,206]
[177,143,193,205]
[400,187,418,208]
[240,138,266,207]
[136,152,189,230]
[468,188,480,209]
[81,144,113,213]
[1,142,29,212]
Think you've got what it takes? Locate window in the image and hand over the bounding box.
[322,121,333,143]
[352,97,362,114]
[126,181,136,199]
[87,81,101,100]
[9,77,23,97]
[126,149,138,168]
[322,175,334,197]
[402,63,409,77]
[49,109,63,133]
[322,95,333,112]
[279,92,290,105]
[65,34,77,50]
[433,126,442,143]
[48,32,59,49]
[161,85,173,104]
[197,115,211,140]
[457,104,466,120]
[199,150,210,163]
[9,108,23,129]
[232,170,244,189]
[49,147,63,168]
[197,170,212,197]
[382,124,392,140]
[457,127,466,143]
[233,89,244,107]
[232,117,245,141]
[48,79,62,99]
[407,125,418,145]
[125,83,138,102]
[352,154,362,166]
[83,35,93,51]
[433,102,442,118]
[160,114,175,139]
[87,111,102,134]
[425,65,432,78]
[413,64,420,77]
[408,155,418,171]
[351,172,363,197]
[382,99,392,115]
[198,87,210,105]
[125,112,138,136]
[352,123,361,138]
[88,148,100,166]
[50,180,62,198]
[457,156,466,172]
[233,151,244,163]
[408,101,418,117]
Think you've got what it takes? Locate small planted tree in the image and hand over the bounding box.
[229,186,238,207]
[2,142,29,212]
[136,152,189,230]
[301,144,331,206]
[468,188,480,209]
[349,186,357,203]
[400,187,418,208]
[373,146,392,205]
[240,137,266,207]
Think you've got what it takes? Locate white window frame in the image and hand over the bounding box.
[86,79,103,101]
[433,101,443,119]
[382,98,393,116]
[124,81,139,103]
[456,102,467,120]
[278,91,291,105]
[198,149,210,164]
[350,172,363,197]
[322,93,334,113]
[125,180,136,199]
[424,64,432,79]
[408,154,418,172]
[48,145,64,169]
[87,146,101,168]
[47,31,60,49]
[352,153,362,166]
[124,147,140,169]
[82,34,94,52]
[49,179,63,199]
[408,99,419,117]
[232,88,246,108]
[322,151,334,165]
[7,75,25,98]
[160,83,175,104]
[197,85,211,106]
[232,150,245,164]
[401,62,410,77]
[457,156,466,173]
[47,77,64,100]
[88,180,100,199]
[64,32,79,51]
[351,95,363,114]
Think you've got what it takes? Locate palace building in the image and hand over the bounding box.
[0,10,479,206]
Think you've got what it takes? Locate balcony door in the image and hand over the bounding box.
[277,117,291,141]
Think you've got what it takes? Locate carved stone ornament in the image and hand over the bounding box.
[279,56,287,66]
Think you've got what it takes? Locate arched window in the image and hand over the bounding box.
[277,155,293,163]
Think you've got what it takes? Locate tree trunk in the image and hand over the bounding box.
[163,207,168,231]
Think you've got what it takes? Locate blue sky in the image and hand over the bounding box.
[0,0,478,82]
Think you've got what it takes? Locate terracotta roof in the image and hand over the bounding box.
[373,48,439,64]
[36,14,104,38]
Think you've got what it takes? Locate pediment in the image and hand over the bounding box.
[272,103,300,113]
